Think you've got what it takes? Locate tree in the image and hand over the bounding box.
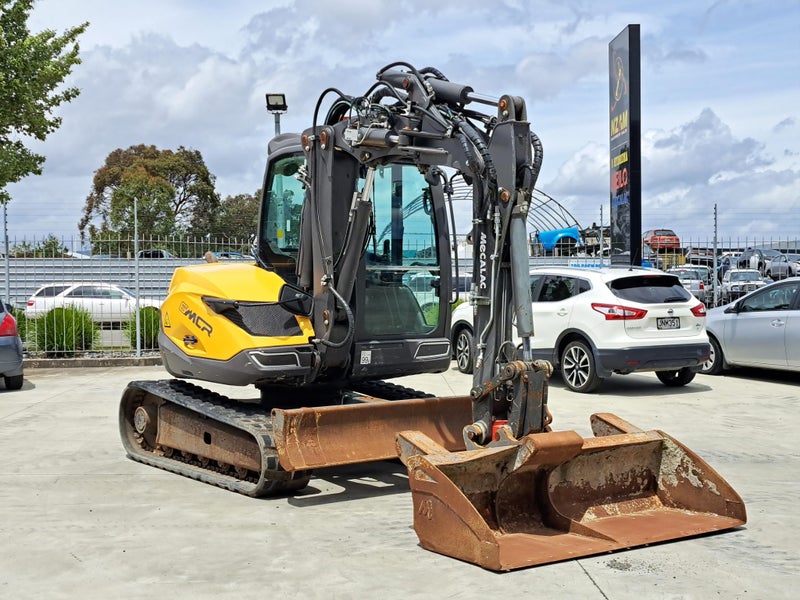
[0,0,87,204]
[79,144,220,240]
[214,191,260,241]
[10,234,69,258]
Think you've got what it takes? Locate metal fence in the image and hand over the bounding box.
[5,234,798,357]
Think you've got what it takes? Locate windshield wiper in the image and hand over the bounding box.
[663,296,687,303]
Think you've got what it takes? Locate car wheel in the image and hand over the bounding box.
[700,336,725,375]
[3,374,23,390]
[560,340,602,393]
[656,367,696,387]
[454,328,474,374]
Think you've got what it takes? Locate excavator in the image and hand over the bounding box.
[119,62,745,571]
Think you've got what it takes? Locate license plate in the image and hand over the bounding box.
[657,317,680,330]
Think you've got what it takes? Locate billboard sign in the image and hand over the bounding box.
[609,25,641,265]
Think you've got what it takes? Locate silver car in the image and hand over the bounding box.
[765,253,800,280]
[701,277,800,375]
[667,267,707,303]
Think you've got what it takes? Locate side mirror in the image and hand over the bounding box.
[279,284,313,316]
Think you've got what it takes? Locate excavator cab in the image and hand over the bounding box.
[258,135,453,382]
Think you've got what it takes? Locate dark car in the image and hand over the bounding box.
[137,248,176,259]
[0,302,24,390]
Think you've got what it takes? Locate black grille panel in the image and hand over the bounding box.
[217,302,303,337]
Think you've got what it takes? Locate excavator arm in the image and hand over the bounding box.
[295,62,548,439]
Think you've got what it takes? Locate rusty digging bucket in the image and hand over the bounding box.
[397,413,746,571]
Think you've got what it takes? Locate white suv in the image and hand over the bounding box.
[451,266,710,393]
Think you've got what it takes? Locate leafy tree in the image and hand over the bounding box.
[109,164,175,237]
[10,234,69,258]
[0,1,87,204]
[79,144,219,240]
[214,190,260,241]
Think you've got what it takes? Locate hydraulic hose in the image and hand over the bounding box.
[453,116,496,182]
[317,281,355,349]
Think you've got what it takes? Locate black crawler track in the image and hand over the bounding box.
[119,378,434,497]
[120,379,310,497]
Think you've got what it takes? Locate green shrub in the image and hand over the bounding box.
[9,307,30,342]
[32,307,98,356]
[124,307,161,350]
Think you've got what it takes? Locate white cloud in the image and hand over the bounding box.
[6,0,800,246]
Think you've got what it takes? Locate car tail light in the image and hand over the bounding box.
[591,303,647,320]
[27,300,34,307]
[690,303,707,317]
[0,313,18,337]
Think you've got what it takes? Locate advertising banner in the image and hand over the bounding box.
[609,25,641,265]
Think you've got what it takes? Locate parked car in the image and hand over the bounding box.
[684,246,715,266]
[642,228,681,251]
[211,251,254,261]
[666,267,707,303]
[25,282,161,324]
[0,302,24,390]
[701,278,800,375]
[720,269,768,303]
[765,253,800,280]
[137,248,175,259]
[735,248,782,275]
[451,266,710,393]
[686,264,713,286]
[716,255,734,282]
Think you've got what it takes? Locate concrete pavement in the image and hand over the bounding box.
[0,364,797,599]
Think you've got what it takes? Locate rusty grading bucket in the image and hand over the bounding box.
[398,413,746,571]
[272,395,472,471]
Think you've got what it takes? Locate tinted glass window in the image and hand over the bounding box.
[538,276,575,302]
[67,286,110,298]
[740,282,800,312]
[529,274,545,297]
[35,285,71,297]
[731,271,761,282]
[610,275,690,303]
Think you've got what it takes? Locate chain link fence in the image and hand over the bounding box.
[3,235,252,358]
[4,233,798,358]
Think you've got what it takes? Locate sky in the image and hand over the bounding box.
[6,0,800,249]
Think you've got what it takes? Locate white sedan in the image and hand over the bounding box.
[25,283,161,324]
